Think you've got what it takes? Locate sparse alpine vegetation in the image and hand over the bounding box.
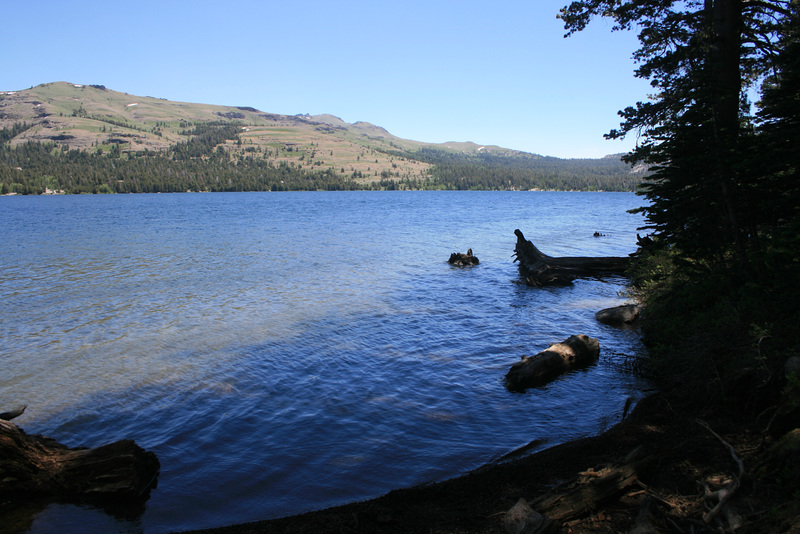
[0,82,645,194]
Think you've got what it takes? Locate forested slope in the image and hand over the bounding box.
[0,83,645,194]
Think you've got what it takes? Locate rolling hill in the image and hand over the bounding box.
[0,82,645,194]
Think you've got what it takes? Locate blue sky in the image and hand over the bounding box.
[3,0,650,158]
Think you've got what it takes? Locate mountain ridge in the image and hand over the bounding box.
[1,82,645,193]
[0,81,595,159]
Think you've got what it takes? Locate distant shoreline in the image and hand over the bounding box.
[2,188,637,197]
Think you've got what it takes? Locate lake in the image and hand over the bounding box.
[1,191,650,533]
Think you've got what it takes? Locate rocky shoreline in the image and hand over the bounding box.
[182,384,798,534]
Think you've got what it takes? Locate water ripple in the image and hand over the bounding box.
[1,191,650,533]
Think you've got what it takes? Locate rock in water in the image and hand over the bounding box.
[595,304,639,326]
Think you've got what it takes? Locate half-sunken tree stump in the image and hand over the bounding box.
[0,415,160,503]
[448,248,479,266]
[505,335,600,391]
[513,229,630,286]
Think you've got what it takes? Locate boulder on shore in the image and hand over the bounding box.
[595,304,640,326]
[505,335,600,391]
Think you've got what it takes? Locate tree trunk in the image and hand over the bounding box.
[513,229,630,286]
[709,0,752,275]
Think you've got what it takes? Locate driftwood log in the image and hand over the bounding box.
[513,229,630,286]
[505,335,600,391]
[448,248,479,266]
[529,447,651,524]
[502,448,650,533]
[0,410,160,504]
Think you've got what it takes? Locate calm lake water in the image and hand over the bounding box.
[1,191,649,533]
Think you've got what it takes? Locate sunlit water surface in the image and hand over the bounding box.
[1,191,649,533]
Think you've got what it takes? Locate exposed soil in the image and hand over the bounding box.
[183,385,800,534]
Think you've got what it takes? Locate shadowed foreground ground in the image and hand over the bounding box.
[183,386,799,534]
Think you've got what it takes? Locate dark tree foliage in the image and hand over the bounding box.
[748,2,800,274]
[560,0,799,278]
[0,121,646,194]
[0,139,365,194]
[752,3,800,222]
[172,122,245,160]
[399,148,644,191]
[0,122,33,144]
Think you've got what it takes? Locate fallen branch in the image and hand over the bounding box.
[697,419,744,525]
[513,229,630,286]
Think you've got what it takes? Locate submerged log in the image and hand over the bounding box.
[505,335,600,391]
[448,248,480,266]
[513,229,630,286]
[0,417,160,503]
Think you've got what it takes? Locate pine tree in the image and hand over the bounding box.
[559,0,798,277]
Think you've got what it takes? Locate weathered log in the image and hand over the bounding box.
[529,448,651,524]
[448,248,480,266]
[513,229,630,286]
[505,335,600,391]
[0,418,160,503]
[595,304,640,326]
